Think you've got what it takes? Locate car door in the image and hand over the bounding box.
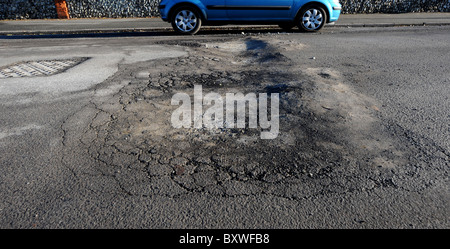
[201,0,228,20]
[226,0,294,20]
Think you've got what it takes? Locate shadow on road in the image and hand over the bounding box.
[0,27,310,39]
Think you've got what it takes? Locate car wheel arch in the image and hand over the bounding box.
[295,2,330,24]
[168,2,206,22]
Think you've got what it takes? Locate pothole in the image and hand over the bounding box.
[0,57,89,78]
[77,38,410,199]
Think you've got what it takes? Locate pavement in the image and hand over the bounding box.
[0,13,450,36]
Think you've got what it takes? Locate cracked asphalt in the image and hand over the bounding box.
[0,26,448,228]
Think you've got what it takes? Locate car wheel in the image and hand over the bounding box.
[171,6,202,35]
[278,23,296,31]
[298,5,326,32]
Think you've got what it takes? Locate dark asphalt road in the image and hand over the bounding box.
[0,26,448,229]
[1,13,450,35]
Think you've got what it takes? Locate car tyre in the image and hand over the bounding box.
[171,6,202,35]
[298,5,327,32]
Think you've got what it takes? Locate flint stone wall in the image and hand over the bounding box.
[0,0,57,19]
[66,0,160,18]
[1,0,449,20]
[342,0,450,13]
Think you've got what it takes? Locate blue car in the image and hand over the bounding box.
[159,0,342,34]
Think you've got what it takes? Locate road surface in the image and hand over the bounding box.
[0,26,448,228]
